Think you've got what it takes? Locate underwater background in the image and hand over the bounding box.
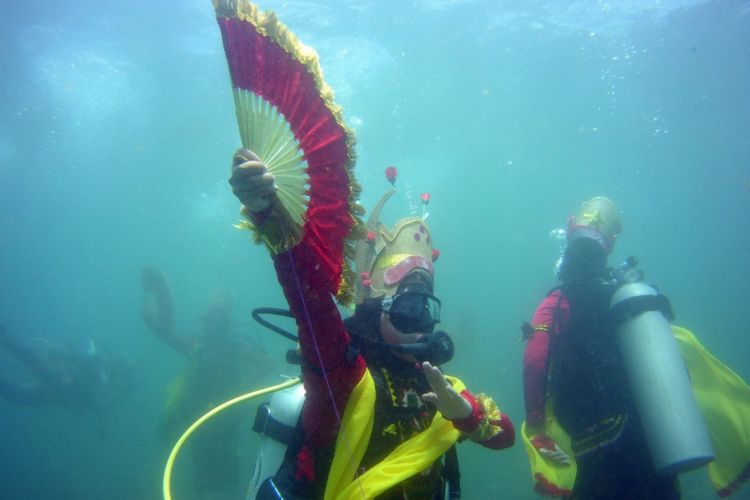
[1,0,749,498]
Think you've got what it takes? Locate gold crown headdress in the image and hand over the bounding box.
[354,190,439,302]
[567,196,623,252]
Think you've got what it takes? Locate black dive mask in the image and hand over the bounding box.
[381,283,441,334]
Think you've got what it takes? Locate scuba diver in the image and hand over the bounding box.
[0,324,134,431]
[522,197,682,499]
[521,197,750,499]
[230,149,515,499]
[141,267,274,499]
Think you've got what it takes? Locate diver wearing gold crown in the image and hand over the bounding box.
[521,197,750,499]
[230,151,515,499]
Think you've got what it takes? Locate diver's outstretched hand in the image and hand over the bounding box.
[229,149,276,212]
[421,361,472,420]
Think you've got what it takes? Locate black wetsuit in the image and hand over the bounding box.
[549,281,680,500]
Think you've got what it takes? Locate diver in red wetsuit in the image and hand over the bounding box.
[231,149,514,499]
[522,197,680,499]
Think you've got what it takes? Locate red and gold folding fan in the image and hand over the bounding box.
[213,0,361,303]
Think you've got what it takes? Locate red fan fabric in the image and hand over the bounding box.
[217,17,354,297]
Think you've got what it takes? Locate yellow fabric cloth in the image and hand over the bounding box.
[324,369,376,500]
[325,372,465,500]
[521,410,577,497]
[674,326,750,496]
[522,325,750,497]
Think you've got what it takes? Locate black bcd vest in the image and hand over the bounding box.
[548,281,632,441]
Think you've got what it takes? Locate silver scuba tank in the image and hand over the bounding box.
[246,383,306,499]
[610,282,714,475]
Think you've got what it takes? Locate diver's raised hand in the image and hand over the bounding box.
[140,267,175,336]
[421,361,472,420]
[229,149,276,212]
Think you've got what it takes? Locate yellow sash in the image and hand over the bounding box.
[522,325,750,496]
[674,326,750,496]
[325,371,465,500]
[521,409,577,496]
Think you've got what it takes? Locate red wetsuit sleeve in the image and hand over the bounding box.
[272,243,366,449]
[523,290,568,428]
[451,390,515,449]
[489,413,516,449]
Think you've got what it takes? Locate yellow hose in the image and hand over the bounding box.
[163,376,302,500]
